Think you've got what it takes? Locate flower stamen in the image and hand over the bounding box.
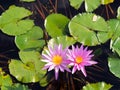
[76,56,83,64]
[53,55,62,65]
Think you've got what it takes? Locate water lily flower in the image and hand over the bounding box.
[41,44,71,80]
[67,45,97,77]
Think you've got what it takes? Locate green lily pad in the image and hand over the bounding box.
[108,57,120,78]
[111,37,120,56]
[101,0,114,5]
[69,13,109,46]
[0,5,34,36]
[39,76,48,87]
[45,14,70,38]
[69,0,83,10]
[0,68,12,87]
[20,0,35,2]
[0,68,30,90]
[48,36,76,48]
[2,20,34,36]
[108,19,120,41]
[69,0,101,12]
[85,0,101,12]
[9,51,46,83]
[15,26,45,50]
[97,31,112,43]
[2,83,29,90]
[83,82,112,90]
[117,6,120,19]
[108,19,120,56]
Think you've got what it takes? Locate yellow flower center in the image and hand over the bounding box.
[52,55,62,65]
[75,56,83,64]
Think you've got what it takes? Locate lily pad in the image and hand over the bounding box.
[45,14,70,38]
[0,68,12,87]
[0,5,34,36]
[111,37,120,56]
[2,20,34,36]
[9,51,46,83]
[108,19,120,55]
[85,0,101,12]
[15,26,45,50]
[39,76,48,87]
[48,36,76,48]
[0,68,30,90]
[69,0,83,10]
[108,19,120,41]
[20,0,35,2]
[83,82,112,90]
[2,83,29,90]
[117,6,120,19]
[101,0,114,5]
[108,57,120,78]
[69,0,101,12]
[69,13,109,46]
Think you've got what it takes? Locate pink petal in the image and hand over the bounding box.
[42,65,49,70]
[67,52,75,61]
[41,59,50,63]
[42,63,53,70]
[45,49,52,57]
[69,63,75,66]
[55,67,59,80]
[44,62,53,66]
[84,61,97,66]
[42,54,51,60]
[81,67,87,77]
[58,44,62,55]
[59,65,64,72]
[72,45,76,58]
[48,45,54,55]
[72,66,77,74]
[65,67,71,72]
[80,45,84,51]
[77,64,81,70]
[48,65,55,71]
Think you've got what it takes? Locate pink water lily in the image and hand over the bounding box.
[41,44,71,80]
[67,45,97,77]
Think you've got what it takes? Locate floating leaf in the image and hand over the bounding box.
[85,0,101,12]
[108,19,120,41]
[2,83,29,90]
[0,5,34,36]
[97,31,112,43]
[69,0,101,12]
[45,14,70,38]
[48,36,76,48]
[2,20,34,36]
[108,57,120,78]
[19,51,46,79]
[111,37,120,56]
[0,68,12,87]
[0,5,32,25]
[20,0,35,2]
[108,19,120,55]
[0,68,30,90]
[15,26,45,50]
[69,13,109,46]
[9,51,46,83]
[101,0,114,5]
[83,82,112,90]
[39,76,48,87]
[69,0,83,10]
[117,6,120,19]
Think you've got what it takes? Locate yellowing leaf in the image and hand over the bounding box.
[101,0,114,5]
